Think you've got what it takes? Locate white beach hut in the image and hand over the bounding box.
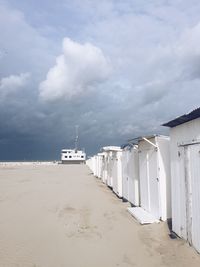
[104,150,114,187]
[111,148,123,198]
[92,155,98,177]
[128,135,171,224]
[87,153,106,180]
[96,153,105,179]
[121,144,140,206]
[163,107,200,253]
[86,157,92,171]
[102,146,121,190]
[102,152,108,184]
[89,156,94,174]
[95,154,100,178]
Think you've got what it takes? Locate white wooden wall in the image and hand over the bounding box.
[170,117,200,253]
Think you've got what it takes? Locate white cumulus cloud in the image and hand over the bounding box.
[39,38,111,101]
[0,72,30,97]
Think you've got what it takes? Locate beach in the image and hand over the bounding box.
[0,163,199,267]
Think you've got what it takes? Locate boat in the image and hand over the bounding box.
[61,126,86,164]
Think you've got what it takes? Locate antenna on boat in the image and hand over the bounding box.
[75,125,79,152]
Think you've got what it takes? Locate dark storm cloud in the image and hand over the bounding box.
[1,0,200,159]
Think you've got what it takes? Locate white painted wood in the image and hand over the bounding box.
[112,150,123,197]
[127,207,159,224]
[101,146,121,189]
[169,117,200,253]
[138,136,171,221]
[122,145,139,206]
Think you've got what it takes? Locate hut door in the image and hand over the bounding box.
[183,146,192,245]
[123,151,129,201]
[139,149,149,211]
[148,148,160,219]
[139,148,160,219]
[184,144,200,252]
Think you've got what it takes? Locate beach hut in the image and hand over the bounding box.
[88,156,94,174]
[102,152,108,184]
[87,153,106,180]
[92,155,98,177]
[128,135,171,224]
[111,148,123,198]
[104,150,114,187]
[95,154,100,178]
[102,146,121,189]
[163,107,200,253]
[86,157,93,171]
[96,153,105,179]
[121,144,140,206]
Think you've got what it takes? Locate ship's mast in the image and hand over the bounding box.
[75,125,79,152]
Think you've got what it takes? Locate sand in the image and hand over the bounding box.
[0,164,200,267]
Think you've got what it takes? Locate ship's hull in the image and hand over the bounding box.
[61,160,85,164]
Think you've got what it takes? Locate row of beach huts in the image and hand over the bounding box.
[86,107,200,254]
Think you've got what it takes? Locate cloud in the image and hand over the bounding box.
[0,72,30,97]
[174,22,200,80]
[0,3,57,79]
[1,0,200,159]
[39,38,111,101]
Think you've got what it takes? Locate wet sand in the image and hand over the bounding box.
[0,164,199,267]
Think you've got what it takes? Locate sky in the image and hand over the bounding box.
[0,0,200,160]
